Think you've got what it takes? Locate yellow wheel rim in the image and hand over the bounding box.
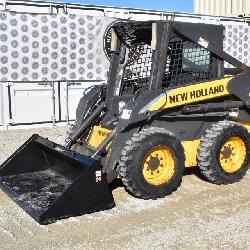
[142,145,175,186]
[219,136,246,173]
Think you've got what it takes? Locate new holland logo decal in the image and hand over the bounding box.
[168,85,225,104]
[148,78,232,111]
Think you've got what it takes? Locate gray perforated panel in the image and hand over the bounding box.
[1,10,250,80]
[223,23,250,68]
[0,11,114,81]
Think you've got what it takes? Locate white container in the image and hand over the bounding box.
[8,82,59,124]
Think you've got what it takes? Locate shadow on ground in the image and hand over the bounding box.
[183,166,207,181]
[109,166,208,193]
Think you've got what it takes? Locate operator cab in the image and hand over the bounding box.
[102,21,224,126]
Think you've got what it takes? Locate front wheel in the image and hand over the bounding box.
[118,127,185,199]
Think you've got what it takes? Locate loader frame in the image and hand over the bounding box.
[1,20,250,224]
[65,21,250,182]
[92,21,250,180]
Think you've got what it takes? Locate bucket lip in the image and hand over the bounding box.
[0,134,98,180]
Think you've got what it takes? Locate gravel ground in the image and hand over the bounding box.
[0,126,249,250]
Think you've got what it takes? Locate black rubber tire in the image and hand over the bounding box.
[117,127,185,199]
[197,120,250,184]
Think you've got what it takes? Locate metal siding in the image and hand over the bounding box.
[194,0,250,16]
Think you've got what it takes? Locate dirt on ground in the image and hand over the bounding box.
[0,126,249,250]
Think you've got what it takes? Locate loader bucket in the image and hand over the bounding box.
[0,135,115,225]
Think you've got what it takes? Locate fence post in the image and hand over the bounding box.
[66,81,70,125]
[52,81,56,126]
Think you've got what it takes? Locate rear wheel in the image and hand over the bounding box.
[118,127,185,199]
[198,121,250,184]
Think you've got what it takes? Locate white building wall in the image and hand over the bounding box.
[194,0,250,17]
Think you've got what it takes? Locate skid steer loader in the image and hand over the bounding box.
[1,20,250,224]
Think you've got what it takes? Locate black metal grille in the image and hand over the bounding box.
[113,23,153,94]
[115,23,152,45]
[163,38,213,88]
[122,42,153,92]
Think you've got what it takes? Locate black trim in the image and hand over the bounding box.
[227,71,250,107]
[150,22,171,90]
[182,101,244,114]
